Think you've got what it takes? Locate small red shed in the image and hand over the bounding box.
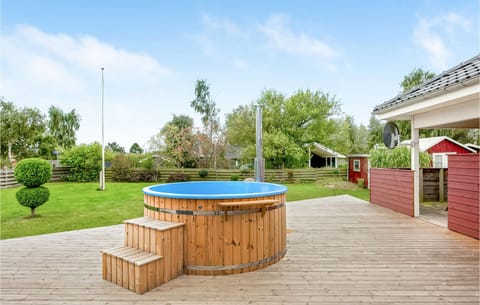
[347,154,369,188]
[400,136,476,168]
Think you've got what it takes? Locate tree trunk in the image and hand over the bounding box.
[31,207,36,218]
[8,143,13,163]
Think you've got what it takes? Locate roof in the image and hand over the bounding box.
[224,145,242,159]
[311,143,346,158]
[374,54,480,114]
[348,154,370,158]
[465,143,480,152]
[399,136,477,153]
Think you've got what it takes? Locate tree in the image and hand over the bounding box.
[226,89,340,168]
[106,142,125,153]
[129,143,143,154]
[191,79,221,168]
[47,106,80,149]
[160,118,197,168]
[400,68,436,92]
[367,114,384,149]
[0,99,46,162]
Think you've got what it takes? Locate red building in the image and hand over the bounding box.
[347,154,369,188]
[400,136,476,168]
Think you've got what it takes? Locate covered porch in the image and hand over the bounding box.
[373,54,480,239]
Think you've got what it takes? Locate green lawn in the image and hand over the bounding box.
[1,181,369,240]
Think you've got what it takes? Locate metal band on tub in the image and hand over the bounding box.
[185,249,286,271]
[143,202,285,216]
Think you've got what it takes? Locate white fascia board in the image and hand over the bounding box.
[376,83,480,121]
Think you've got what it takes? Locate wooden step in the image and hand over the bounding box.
[101,246,162,294]
[123,217,185,283]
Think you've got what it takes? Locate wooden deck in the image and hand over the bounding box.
[1,195,478,304]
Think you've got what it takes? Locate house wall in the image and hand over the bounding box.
[447,154,479,239]
[348,157,369,187]
[427,140,472,154]
[370,168,414,216]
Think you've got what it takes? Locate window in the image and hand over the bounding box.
[353,160,361,172]
[432,153,455,168]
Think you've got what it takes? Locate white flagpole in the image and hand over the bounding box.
[100,67,106,190]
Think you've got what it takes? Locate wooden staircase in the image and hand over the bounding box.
[102,217,184,294]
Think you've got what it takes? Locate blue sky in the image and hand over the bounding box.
[1,0,479,150]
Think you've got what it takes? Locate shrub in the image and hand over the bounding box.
[230,174,240,181]
[240,165,250,174]
[369,146,431,168]
[130,169,158,182]
[16,186,50,217]
[14,158,52,187]
[332,169,340,175]
[357,178,365,188]
[198,169,209,178]
[110,154,132,182]
[60,143,113,182]
[167,172,190,183]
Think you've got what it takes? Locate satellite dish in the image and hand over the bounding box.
[383,121,400,149]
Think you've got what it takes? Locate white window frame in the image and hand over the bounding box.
[353,159,361,172]
[432,152,456,168]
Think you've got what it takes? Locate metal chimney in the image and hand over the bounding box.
[254,105,264,182]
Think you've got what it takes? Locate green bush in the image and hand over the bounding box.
[369,146,431,168]
[14,158,52,187]
[130,169,158,182]
[240,165,250,173]
[198,169,209,178]
[16,186,50,217]
[230,174,240,181]
[167,173,190,183]
[110,154,132,182]
[332,169,340,175]
[59,143,113,182]
[357,178,365,188]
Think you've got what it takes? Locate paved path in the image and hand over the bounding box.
[1,195,478,304]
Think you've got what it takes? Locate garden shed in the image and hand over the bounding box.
[399,136,476,168]
[309,143,346,168]
[347,154,369,187]
[372,54,480,239]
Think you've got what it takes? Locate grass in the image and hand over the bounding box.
[1,180,369,240]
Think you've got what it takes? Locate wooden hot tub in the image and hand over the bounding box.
[142,181,287,275]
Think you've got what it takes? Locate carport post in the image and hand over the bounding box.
[411,119,420,217]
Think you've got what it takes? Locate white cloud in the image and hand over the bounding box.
[413,13,472,69]
[1,24,179,150]
[201,14,243,36]
[259,14,337,60]
[233,58,248,70]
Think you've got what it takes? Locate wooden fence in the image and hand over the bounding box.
[105,167,347,183]
[370,168,414,217]
[447,154,479,239]
[1,167,347,189]
[420,168,448,202]
[0,166,71,189]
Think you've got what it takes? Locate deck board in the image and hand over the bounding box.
[1,195,478,304]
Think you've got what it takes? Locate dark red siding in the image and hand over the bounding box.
[448,154,479,239]
[348,157,369,187]
[370,168,414,216]
[427,139,472,154]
